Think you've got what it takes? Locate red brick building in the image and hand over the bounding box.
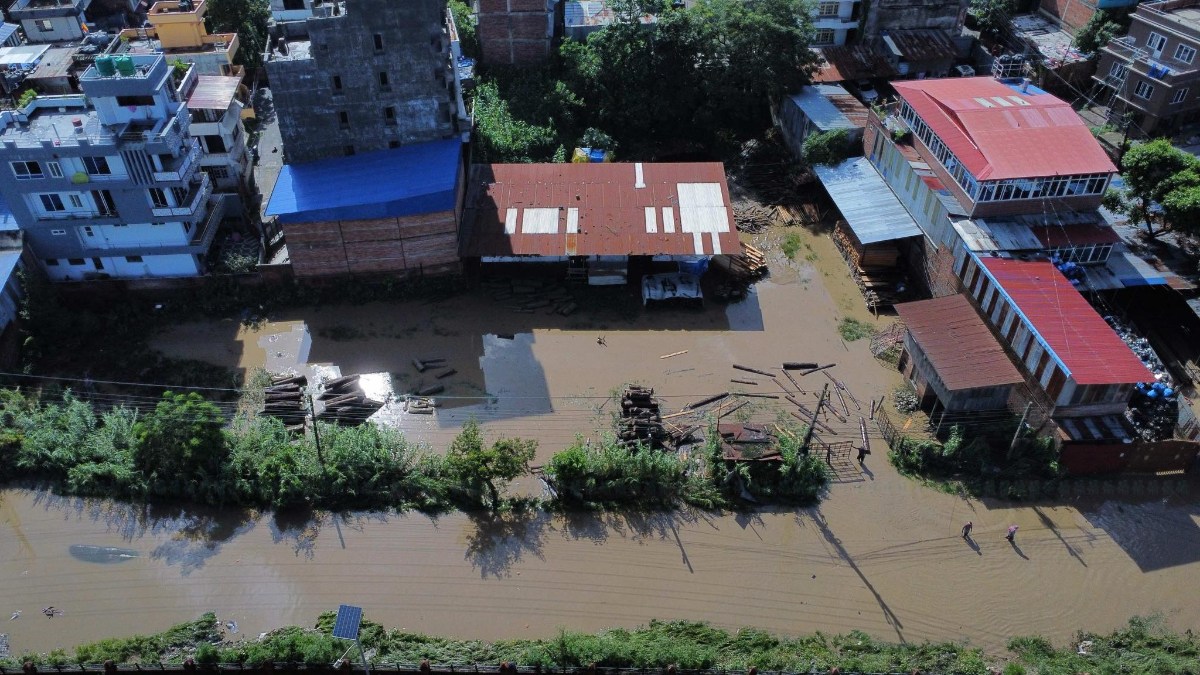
[478,0,557,65]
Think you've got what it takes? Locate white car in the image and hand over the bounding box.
[856,79,879,104]
[642,273,703,306]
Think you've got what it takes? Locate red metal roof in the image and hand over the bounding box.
[1030,222,1122,248]
[978,257,1153,386]
[460,163,742,258]
[186,75,242,110]
[895,293,1024,391]
[892,77,1116,181]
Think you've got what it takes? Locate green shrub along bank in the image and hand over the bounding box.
[11,614,1199,675]
[0,390,828,513]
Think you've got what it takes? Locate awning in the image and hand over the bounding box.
[814,158,923,245]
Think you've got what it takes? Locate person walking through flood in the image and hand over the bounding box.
[962,522,973,539]
[1006,525,1018,542]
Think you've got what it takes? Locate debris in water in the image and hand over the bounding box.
[9,611,18,620]
[226,621,239,634]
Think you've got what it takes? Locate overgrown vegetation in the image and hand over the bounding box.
[471,0,819,162]
[801,129,852,167]
[206,0,270,69]
[1106,138,1200,238]
[780,231,804,260]
[1074,7,1132,57]
[837,317,876,342]
[969,0,1016,39]
[12,613,1198,675]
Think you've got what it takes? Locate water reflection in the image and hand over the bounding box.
[68,544,139,564]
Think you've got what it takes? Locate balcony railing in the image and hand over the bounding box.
[39,209,119,222]
[151,173,212,217]
[153,139,201,182]
[1105,35,1199,76]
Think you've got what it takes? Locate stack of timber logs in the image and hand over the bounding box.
[713,243,768,281]
[317,374,384,425]
[262,375,307,428]
[617,385,667,449]
[831,221,903,310]
[483,278,579,316]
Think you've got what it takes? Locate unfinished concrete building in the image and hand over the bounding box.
[264,0,465,165]
[861,0,970,39]
[477,0,557,66]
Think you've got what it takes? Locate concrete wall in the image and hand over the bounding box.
[267,0,458,164]
[478,0,555,66]
[863,0,970,39]
[20,16,85,43]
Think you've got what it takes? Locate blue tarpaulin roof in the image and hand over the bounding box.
[265,139,462,224]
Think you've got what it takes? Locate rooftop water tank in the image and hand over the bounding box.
[95,55,116,77]
[114,55,135,76]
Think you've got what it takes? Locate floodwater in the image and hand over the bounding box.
[3,232,1199,656]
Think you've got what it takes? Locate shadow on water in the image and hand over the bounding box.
[68,544,139,564]
[1033,506,1087,567]
[801,509,906,642]
[463,509,548,579]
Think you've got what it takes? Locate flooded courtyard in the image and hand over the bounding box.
[3,231,1200,657]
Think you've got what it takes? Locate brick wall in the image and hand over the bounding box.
[284,210,461,277]
[477,0,553,66]
[1039,0,1098,31]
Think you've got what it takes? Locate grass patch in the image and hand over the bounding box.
[837,316,876,341]
[780,231,803,260]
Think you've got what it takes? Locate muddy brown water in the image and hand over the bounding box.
[4,233,1199,656]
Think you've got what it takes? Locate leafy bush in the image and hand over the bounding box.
[545,437,687,507]
[801,129,852,166]
[837,316,876,342]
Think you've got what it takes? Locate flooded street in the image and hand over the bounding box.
[3,233,1199,657]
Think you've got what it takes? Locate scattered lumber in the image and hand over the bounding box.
[731,378,758,386]
[659,350,688,359]
[733,364,776,378]
[686,392,729,410]
[800,363,836,376]
[782,362,818,371]
[617,385,667,450]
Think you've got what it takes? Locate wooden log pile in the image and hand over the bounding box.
[713,243,768,281]
[262,374,307,427]
[617,385,668,450]
[483,278,579,316]
[831,222,903,310]
[316,374,384,425]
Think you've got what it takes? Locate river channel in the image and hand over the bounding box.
[4,233,1200,656]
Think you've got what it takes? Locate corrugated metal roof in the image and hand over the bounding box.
[0,23,19,46]
[28,47,76,81]
[892,77,1116,180]
[0,44,49,68]
[812,45,896,83]
[896,294,1024,391]
[186,75,242,110]
[459,162,741,257]
[1031,222,1122,247]
[265,139,461,224]
[978,257,1154,385]
[882,29,958,63]
[787,84,867,132]
[813,158,923,245]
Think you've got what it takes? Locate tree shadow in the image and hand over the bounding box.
[268,507,322,559]
[802,509,906,642]
[462,508,548,579]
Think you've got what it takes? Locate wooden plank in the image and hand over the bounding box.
[733,364,776,378]
[659,350,688,359]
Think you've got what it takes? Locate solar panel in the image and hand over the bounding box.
[332,605,363,640]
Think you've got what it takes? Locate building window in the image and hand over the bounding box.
[1135,80,1155,100]
[50,229,66,235]
[149,188,169,209]
[1108,61,1127,82]
[338,111,350,129]
[204,134,227,153]
[1172,88,1190,104]
[45,259,59,266]
[116,95,155,107]
[1147,32,1166,56]
[92,189,117,216]
[379,71,390,88]
[332,75,343,92]
[1175,44,1197,64]
[343,145,356,156]
[39,194,65,212]
[83,156,111,176]
[384,106,397,125]
[125,255,144,263]
[12,161,43,179]
[282,0,305,9]
[68,194,83,208]
[813,28,835,46]
[47,161,62,178]
[373,34,384,51]
[67,258,85,266]
[207,166,230,179]
[817,1,840,16]
[35,19,53,32]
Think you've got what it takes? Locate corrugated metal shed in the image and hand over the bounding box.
[787,84,868,133]
[978,256,1154,385]
[812,45,896,83]
[882,29,958,63]
[813,158,923,245]
[459,162,740,257]
[892,77,1116,180]
[896,293,1024,391]
[265,139,462,224]
[186,75,242,110]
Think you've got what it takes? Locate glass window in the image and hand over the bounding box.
[1108,62,1127,81]
[1172,88,1189,104]
[1147,32,1167,56]
[1175,44,1196,64]
[813,29,835,45]
[12,161,42,179]
[47,161,62,178]
[817,1,840,16]
[67,258,85,266]
[39,194,65,212]
[83,156,111,175]
[125,255,144,263]
[35,19,53,31]
[1135,80,1155,100]
[149,188,168,209]
[68,194,83,208]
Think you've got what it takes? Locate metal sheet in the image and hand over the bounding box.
[813,158,923,245]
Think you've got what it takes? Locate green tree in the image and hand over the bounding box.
[1116,139,1200,236]
[446,420,537,508]
[206,0,270,69]
[472,80,557,162]
[970,0,1015,37]
[448,0,479,60]
[1074,9,1125,56]
[801,129,852,166]
[132,391,228,502]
